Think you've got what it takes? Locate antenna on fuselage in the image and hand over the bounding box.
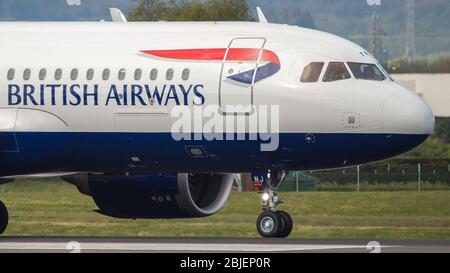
[256,7,268,23]
[109,8,128,23]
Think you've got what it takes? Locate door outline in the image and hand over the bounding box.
[219,37,267,116]
[0,108,19,152]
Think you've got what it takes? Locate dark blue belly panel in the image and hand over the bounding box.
[0,132,429,176]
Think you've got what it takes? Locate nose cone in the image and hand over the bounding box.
[383,92,435,136]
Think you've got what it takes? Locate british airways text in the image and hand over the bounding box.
[6,84,205,106]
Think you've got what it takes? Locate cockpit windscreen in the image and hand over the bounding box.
[347,62,386,81]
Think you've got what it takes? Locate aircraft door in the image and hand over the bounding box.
[219,38,266,114]
[0,109,20,175]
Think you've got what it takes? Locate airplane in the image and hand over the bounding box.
[0,7,435,238]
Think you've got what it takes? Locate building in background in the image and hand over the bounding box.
[394,74,450,118]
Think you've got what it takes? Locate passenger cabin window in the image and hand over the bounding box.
[86,69,94,80]
[70,69,78,80]
[347,62,386,81]
[150,69,158,80]
[118,69,126,81]
[182,69,190,81]
[55,69,62,80]
[7,69,14,80]
[134,69,142,81]
[23,69,31,81]
[301,62,324,83]
[102,69,110,81]
[166,69,174,81]
[323,62,351,82]
[39,69,47,80]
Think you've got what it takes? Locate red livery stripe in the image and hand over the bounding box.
[141,48,280,65]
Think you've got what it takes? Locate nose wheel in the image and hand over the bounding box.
[255,170,294,238]
[276,210,293,238]
[0,200,8,235]
[257,210,293,238]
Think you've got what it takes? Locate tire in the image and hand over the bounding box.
[0,200,8,235]
[276,211,293,238]
[257,211,281,238]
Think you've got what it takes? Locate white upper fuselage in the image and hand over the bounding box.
[0,22,435,175]
[0,22,433,134]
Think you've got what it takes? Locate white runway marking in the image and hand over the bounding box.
[3,238,450,253]
[0,241,392,252]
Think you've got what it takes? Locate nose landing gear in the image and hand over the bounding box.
[256,171,293,238]
[257,209,293,238]
[0,200,8,235]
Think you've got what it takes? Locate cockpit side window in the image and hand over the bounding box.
[348,62,386,81]
[377,64,393,81]
[300,62,324,83]
[323,62,351,82]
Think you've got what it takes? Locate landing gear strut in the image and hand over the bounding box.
[256,171,293,238]
[0,200,8,235]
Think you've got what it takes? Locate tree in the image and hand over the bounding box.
[387,56,450,74]
[296,12,315,29]
[128,0,169,21]
[206,0,252,21]
[435,117,450,144]
[276,4,316,29]
[401,137,450,159]
[128,0,252,22]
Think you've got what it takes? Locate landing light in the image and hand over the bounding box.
[262,193,270,202]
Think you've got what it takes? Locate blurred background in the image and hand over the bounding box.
[0,0,449,239]
[1,0,449,192]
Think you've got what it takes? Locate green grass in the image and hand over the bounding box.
[319,181,450,192]
[1,179,450,239]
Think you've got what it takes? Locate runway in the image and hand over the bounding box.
[0,237,450,253]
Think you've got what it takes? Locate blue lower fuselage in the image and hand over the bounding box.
[0,132,429,176]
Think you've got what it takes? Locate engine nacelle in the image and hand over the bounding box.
[62,173,234,219]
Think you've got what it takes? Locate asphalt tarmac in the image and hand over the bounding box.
[0,237,449,253]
